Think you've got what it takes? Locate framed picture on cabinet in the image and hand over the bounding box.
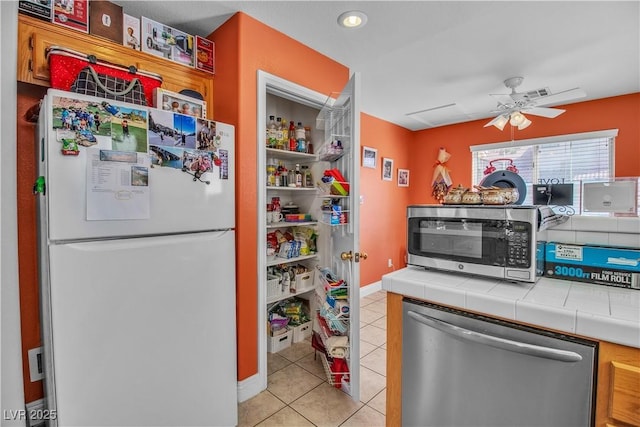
[382,158,393,181]
[398,168,410,187]
[153,88,207,119]
[362,146,377,169]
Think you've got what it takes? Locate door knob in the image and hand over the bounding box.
[341,251,368,262]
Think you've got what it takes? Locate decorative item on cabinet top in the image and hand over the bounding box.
[17,15,214,119]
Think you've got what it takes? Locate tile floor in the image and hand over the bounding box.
[238,290,387,427]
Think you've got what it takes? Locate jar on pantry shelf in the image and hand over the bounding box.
[301,165,313,188]
[271,197,281,214]
[287,168,297,188]
[304,126,313,154]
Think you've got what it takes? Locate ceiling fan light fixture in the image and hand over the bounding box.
[338,11,368,28]
[494,115,509,131]
[509,111,527,127]
[517,117,532,130]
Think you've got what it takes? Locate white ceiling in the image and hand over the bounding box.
[114,1,640,131]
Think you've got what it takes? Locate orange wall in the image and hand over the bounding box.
[16,83,48,402]
[14,10,639,395]
[209,13,349,381]
[359,113,413,285]
[410,93,640,205]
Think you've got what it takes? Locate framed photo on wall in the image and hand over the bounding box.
[398,168,410,187]
[382,158,393,181]
[362,146,377,168]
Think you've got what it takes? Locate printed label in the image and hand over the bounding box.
[554,244,583,261]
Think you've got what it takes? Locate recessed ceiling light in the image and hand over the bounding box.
[338,10,368,29]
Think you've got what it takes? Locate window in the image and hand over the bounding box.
[471,130,617,208]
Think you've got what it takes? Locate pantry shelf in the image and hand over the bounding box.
[267,221,318,229]
[267,253,317,267]
[266,187,317,192]
[266,148,317,162]
[266,287,315,305]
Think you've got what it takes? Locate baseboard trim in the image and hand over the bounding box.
[25,399,46,427]
[360,281,382,298]
[237,373,266,403]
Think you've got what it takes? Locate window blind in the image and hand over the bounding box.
[471,130,617,206]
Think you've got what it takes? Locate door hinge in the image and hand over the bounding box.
[28,35,34,50]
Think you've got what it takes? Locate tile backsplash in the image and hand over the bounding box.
[539,215,640,249]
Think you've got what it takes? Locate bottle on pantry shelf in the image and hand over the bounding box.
[275,117,283,147]
[274,167,281,187]
[295,122,306,153]
[279,117,288,150]
[288,121,296,151]
[304,126,313,154]
[295,164,303,188]
[278,162,288,187]
[267,116,277,148]
[266,161,276,186]
[301,165,313,188]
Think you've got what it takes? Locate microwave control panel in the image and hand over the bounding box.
[505,222,531,268]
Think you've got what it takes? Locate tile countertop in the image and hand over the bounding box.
[381,266,640,349]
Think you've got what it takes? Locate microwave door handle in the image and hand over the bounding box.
[407,311,583,363]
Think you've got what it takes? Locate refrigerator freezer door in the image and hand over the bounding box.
[44,231,237,426]
[40,89,235,241]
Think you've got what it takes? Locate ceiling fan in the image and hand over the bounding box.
[484,76,586,130]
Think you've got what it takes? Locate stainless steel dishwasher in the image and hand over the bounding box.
[402,298,597,427]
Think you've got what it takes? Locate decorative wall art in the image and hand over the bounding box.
[382,158,393,181]
[362,146,377,169]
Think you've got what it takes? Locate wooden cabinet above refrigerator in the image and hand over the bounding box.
[17,15,214,120]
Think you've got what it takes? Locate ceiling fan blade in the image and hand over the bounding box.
[523,106,566,118]
[534,87,586,106]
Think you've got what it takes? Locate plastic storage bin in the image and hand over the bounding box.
[292,321,312,343]
[295,271,315,293]
[267,274,288,299]
[268,329,293,353]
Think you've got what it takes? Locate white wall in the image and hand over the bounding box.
[1,1,27,425]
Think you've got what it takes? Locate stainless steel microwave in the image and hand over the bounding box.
[407,205,544,282]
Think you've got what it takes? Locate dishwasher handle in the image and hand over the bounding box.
[407,310,583,363]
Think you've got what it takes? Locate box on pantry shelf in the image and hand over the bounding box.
[292,321,312,343]
[268,328,292,353]
[545,242,640,290]
[295,271,314,293]
[267,274,288,299]
[322,205,348,225]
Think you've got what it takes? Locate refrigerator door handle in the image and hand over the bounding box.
[407,310,583,363]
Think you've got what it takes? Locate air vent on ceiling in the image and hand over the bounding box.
[406,103,474,127]
[524,87,550,100]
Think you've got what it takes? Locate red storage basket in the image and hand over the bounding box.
[46,46,163,105]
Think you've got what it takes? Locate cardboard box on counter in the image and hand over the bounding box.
[545,242,640,290]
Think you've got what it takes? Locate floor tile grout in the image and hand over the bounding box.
[241,291,387,426]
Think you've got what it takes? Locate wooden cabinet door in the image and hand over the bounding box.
[597,342,640,427]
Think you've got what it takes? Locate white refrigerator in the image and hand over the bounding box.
[35,89,237,426]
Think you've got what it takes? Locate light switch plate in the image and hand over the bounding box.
[28,347,44,381]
